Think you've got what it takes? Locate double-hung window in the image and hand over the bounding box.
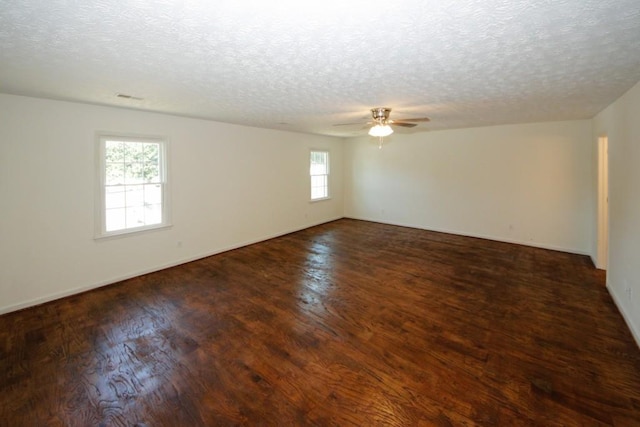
[96,134,169,237]
[310,150,329,200]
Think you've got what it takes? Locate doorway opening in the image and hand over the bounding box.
[597,136,609,270]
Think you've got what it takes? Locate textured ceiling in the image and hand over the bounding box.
[1,0,640,137]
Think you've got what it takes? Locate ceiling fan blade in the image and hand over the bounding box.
[333,121,372,126]
[390,121,417,128]
[395,117,430,122]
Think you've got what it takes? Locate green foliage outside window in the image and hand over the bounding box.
[105,141,161,185]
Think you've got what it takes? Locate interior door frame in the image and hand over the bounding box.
[597,135,609,270]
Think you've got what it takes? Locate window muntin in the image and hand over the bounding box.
[97,135,169,237]
[310,150,329,200]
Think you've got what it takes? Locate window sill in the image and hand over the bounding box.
[94,223,173,241]
[310,197,331,203]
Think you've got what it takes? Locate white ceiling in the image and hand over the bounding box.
[1,0,639,137]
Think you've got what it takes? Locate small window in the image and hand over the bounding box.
[96,134,170,238]
[310,150,329,200]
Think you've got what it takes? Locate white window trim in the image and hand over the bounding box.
[310,149,330,202]
[95,132,171,239]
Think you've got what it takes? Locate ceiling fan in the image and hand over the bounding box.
[334,107,430,148]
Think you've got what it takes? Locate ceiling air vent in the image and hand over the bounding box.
[116,93,144,101]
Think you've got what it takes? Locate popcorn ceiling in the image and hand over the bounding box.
[1,0,639,136]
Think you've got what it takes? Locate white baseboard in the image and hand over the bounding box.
[344,216,589,256]
[606,283,640,349]
[0,216,343,315]
[0,216,599,315]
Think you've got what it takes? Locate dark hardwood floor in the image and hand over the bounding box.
[1,219,640,426]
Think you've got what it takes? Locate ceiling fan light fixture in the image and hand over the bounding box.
[368,124,393,137]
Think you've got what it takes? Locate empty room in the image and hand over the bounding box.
[2,0,640,425]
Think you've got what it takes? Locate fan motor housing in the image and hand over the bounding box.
[371,107,391,122]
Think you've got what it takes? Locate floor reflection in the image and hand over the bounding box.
[297,241,335,315]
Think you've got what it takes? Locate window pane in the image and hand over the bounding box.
[126,206,145,228]
[144,163,161,183]
[311,175,327,187]
[106,163,125,185]
[144,184,162,204]
[106,208,126,231]
[124,141,144,163]
[319,152,328,165]
[105,141,125,162]
[145,203,162,225]
[311,151,327,164]
[105,186,125,209]
[125,185,144,207]
[312,186,327,199]
[310,163,327,175]
[311,175,328,199]
[125,162,145,184]
[310,151,328,175]
[143,143,159,164]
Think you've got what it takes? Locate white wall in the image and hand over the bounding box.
[593,80,640,344]
[344,120,593,254]
[0,94,344,314]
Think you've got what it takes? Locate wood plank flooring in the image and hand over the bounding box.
[1,219,640,426]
